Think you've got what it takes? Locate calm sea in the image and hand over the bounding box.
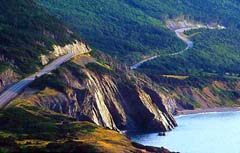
[128,111,240,153]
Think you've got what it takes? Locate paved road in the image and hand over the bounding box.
[0,53,77,108]
[130,27,195,70]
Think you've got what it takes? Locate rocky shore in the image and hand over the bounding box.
[175,107,240,116]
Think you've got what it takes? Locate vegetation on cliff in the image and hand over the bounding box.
[0,99,141,153]
[36,0,185,63]
[37,0,240,69]
[148,74,240,111]
[0,0,76,75]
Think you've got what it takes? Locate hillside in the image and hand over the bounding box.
[0,99,170,153]
[36,0,185,64]
[0,0,76,76]
[2,0,240,152]
[0,0,176,152]
[36,0,240,76]
[123,0,240,27]
[141,27,240,75]
[34,0,240,110]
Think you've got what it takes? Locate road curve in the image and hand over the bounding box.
[0,52,81,108]
[130,27,195,70]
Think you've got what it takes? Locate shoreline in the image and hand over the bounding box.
[175,107,240,117]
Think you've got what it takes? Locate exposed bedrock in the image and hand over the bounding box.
[29,67,177,132]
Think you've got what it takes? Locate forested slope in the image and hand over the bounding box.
[36,0,185,63]
[141,28,240,75]
[37,0,240,65]
[123,0,240,27]
[0,0,76,75]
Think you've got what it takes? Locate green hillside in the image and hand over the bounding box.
[36,0,240,77]
[123,0,240,27]
[36,0,185,63]
[141,28,240,76]
[0,0,76,75]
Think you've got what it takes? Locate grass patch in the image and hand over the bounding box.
[86,62,112,74]
[64,62,87,81]
[162,75,189,80]
[0,99,136,152]
[0,63,9,74]
[29,69,66,93]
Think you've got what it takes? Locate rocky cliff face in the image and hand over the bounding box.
[149,76,240,115]
[53,41,90,56]
[0,69,19,93]
[40,40,91,65]
[25,55,177,132]
[174,80,240,109]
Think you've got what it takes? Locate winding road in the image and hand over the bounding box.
[0,52,80,108]
[130,27,195,70]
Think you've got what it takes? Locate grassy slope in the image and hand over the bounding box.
[0,98,137,153]
[0,0,76,75]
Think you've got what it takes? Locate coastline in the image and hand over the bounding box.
[175,107,240,117]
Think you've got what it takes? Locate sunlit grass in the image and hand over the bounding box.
[0,99,136,152]
[162,75,189,80]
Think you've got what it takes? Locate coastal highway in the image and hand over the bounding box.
[130,27,194,70]
[130,23,225,70]
[0,53,76,108]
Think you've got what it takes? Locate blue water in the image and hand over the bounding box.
[128,111,240,153]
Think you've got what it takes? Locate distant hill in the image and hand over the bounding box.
[123,0,240,27]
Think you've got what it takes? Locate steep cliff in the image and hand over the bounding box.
[25,52,177,132]
[174,80,240,108]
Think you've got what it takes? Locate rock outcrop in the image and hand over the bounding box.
[26,57,177,132]
[0,69,19,93]
[52,40,91,57]
[40,40,91,65]
[149,74,240,115]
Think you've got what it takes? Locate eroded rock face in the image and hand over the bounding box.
[52,40,91,57]
[40,40,91,65]
[16,41,176,131]
[29,66,177,132]
[40,54,49,65]
[0,69,19,93]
